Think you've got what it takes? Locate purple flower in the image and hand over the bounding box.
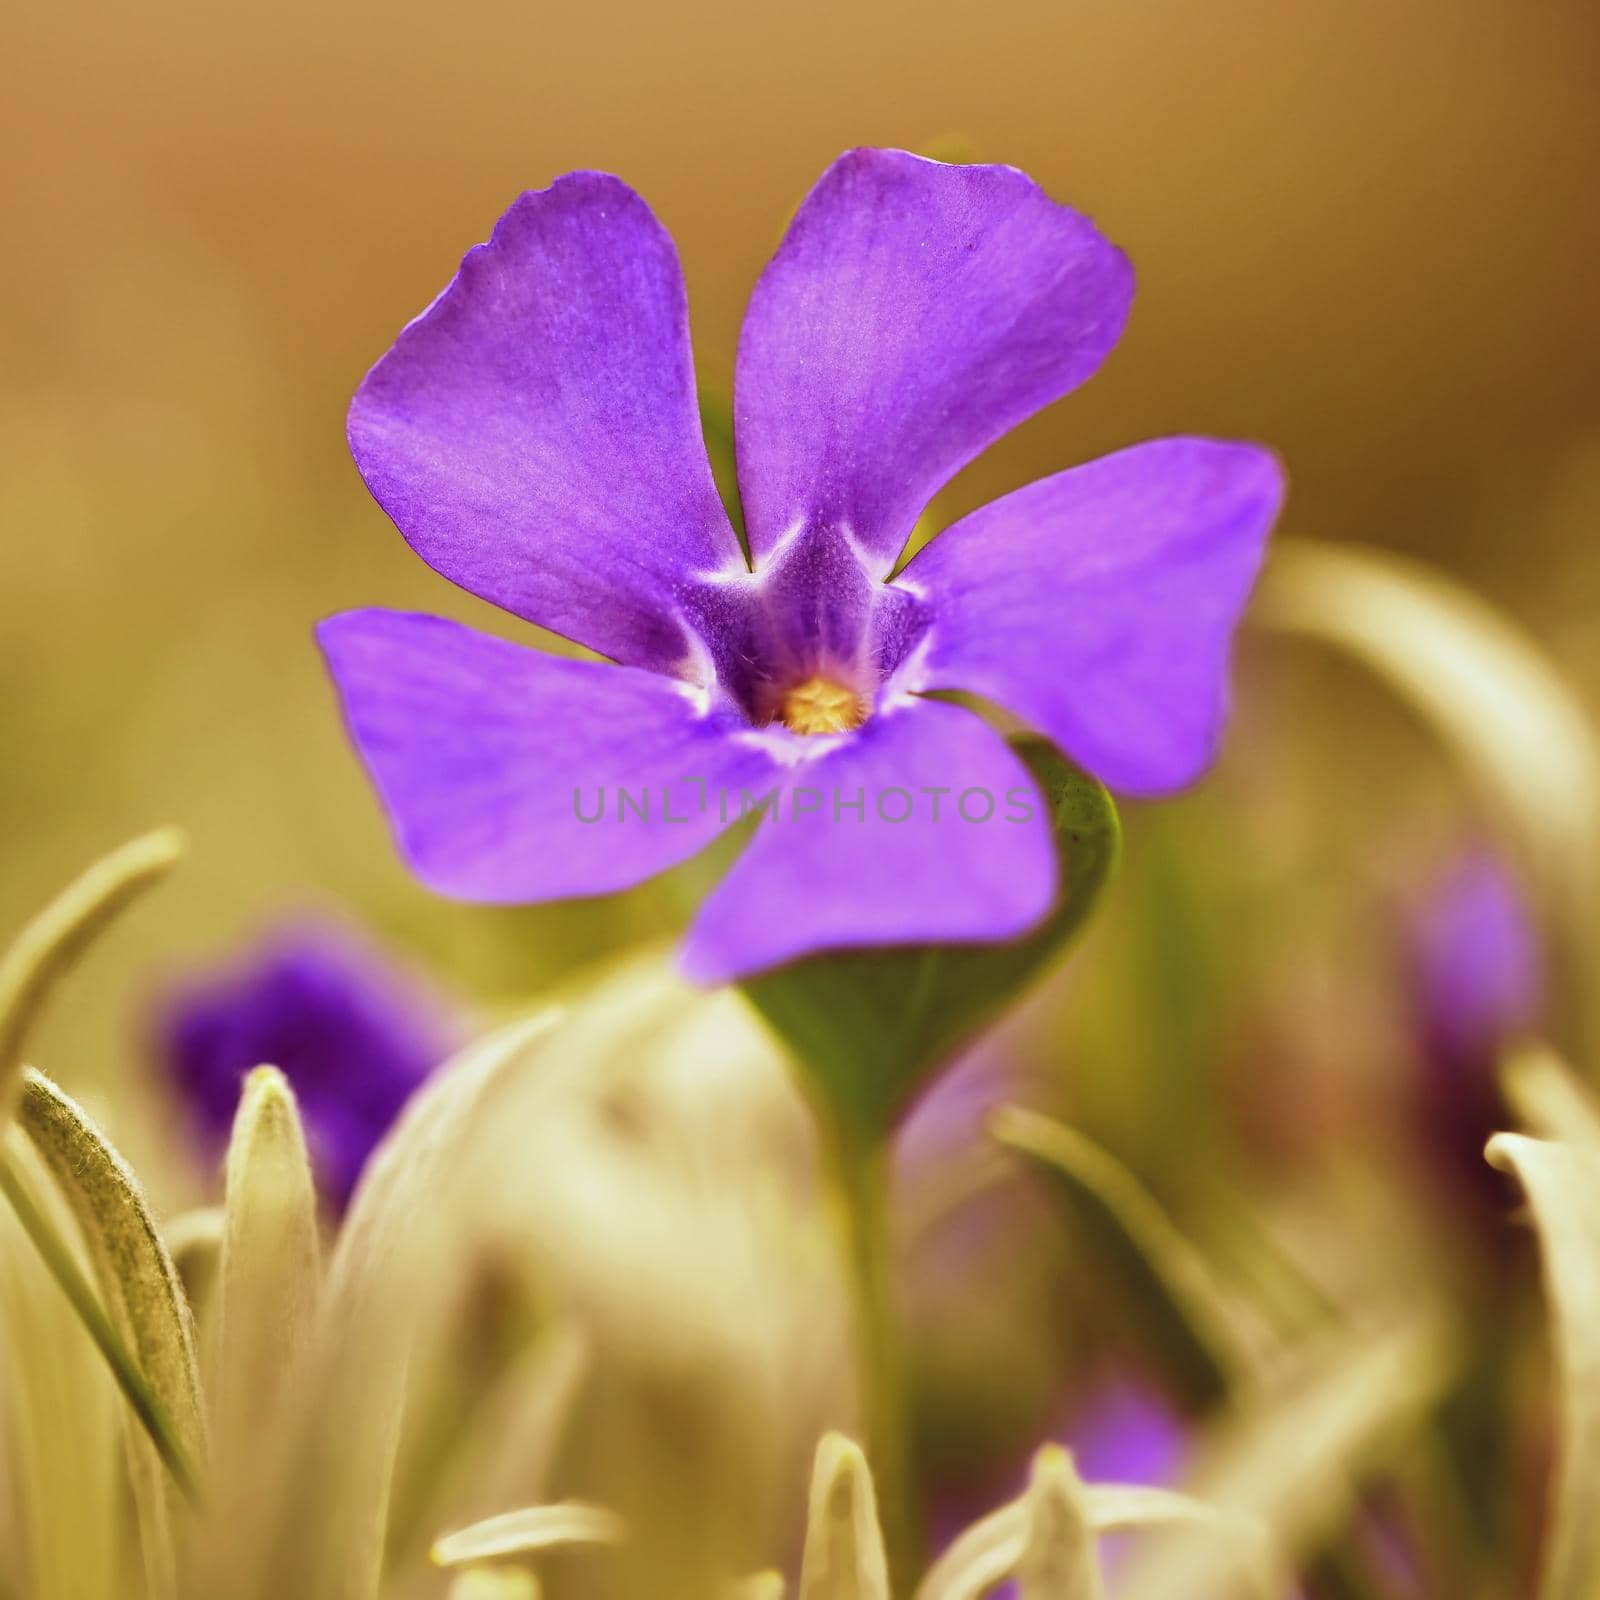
[318,149,1284,982]
[152,921,461,1209]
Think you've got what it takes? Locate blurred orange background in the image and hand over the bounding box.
[5,0,1600,1107]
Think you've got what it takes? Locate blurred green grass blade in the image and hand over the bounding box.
[1118,1318,1452,1600]
[0,828,183,1115]
[11,1068,206,1596]
[0,1144,121,1600]
[217,1067,320,1471]
[1502,1047,1600,1150]
[1486,1131,1600,1600]
[990,1106,1264,1406]
[742,741,1119,1141]
[918,1446,1268,1600]
[1014,1447,1102,1600]
[729,1574,786,1600]
[431,1503,626,1565]
[797,1435,890,1600]
[1259,539,1600,1062]
[449,1569,543,1600]
[0,1152,188,1480]
[270,1011,562,1600]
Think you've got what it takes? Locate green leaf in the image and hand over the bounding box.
[741,740,1119,1141]
[216,1067,320,1475]
[11,1069,206,1597]
[990,1106,1267,1407]
[1486,1130,1600,1600]
[797,1434,890,1600]
[0,828,183,1117]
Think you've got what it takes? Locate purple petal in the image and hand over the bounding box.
[734,148,1133,573]
[152,920,460,1210]
[902,439,1284,795]
[681,698,1056,981]
[318,609,776,900]
[348,174,742,673]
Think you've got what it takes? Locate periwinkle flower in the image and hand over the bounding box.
[319,149,1285,982]
[153,921,460,1208]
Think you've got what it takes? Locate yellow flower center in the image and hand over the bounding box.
[777,675,868,735]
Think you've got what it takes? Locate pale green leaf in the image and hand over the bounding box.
[449,1569,542,1600]
[431,1503,626,1565]
[448,1569,542,1600]
[262,1012,562,1600]
[13,1069,205,1597]
[1117,1318,1451,1600]
[728,1573,787,1600]
[1486,1131,1600,1600]
[916,1446,1262,1600]
[1502,1047,1600,1152]
[217,1067,320,1473]
[0,1142,121,1600]
[798,1434,890,1600]
[1015,1447,1102,1600]
[163,1206,224,1361]
[0,828,183,1116]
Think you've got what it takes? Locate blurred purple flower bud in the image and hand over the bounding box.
[152,919,462,1209]
[1408,851,1544,1206]
[1066,1375,1190,1487]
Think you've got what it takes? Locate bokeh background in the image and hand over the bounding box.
[5,0,1600,1191]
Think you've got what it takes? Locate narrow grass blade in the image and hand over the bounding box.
[1259,539,1600,1060]
[990,1107,1267,1404]
[1487,1131,1600,1600]
[217,1067,320,1469]
[917,1446,1263,1600]
[798,1435,890,1600]
[448,1570,542,1600]
[265,1012,561,1600]
[0,1144,121,1600]
[12,1069,206,1596]
[1015,1447,1102,1600]
[1117,1318,1451,1600]
[431,1504,626,1565]
[0,828,183,1114]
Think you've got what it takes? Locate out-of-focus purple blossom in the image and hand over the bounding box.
[1407,851,1544,1207]
[152,920,462,1209]
[319,148,1284,982]
[1066,1375,1190,1487]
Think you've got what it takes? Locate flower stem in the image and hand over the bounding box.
[819,1115,920,1584]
